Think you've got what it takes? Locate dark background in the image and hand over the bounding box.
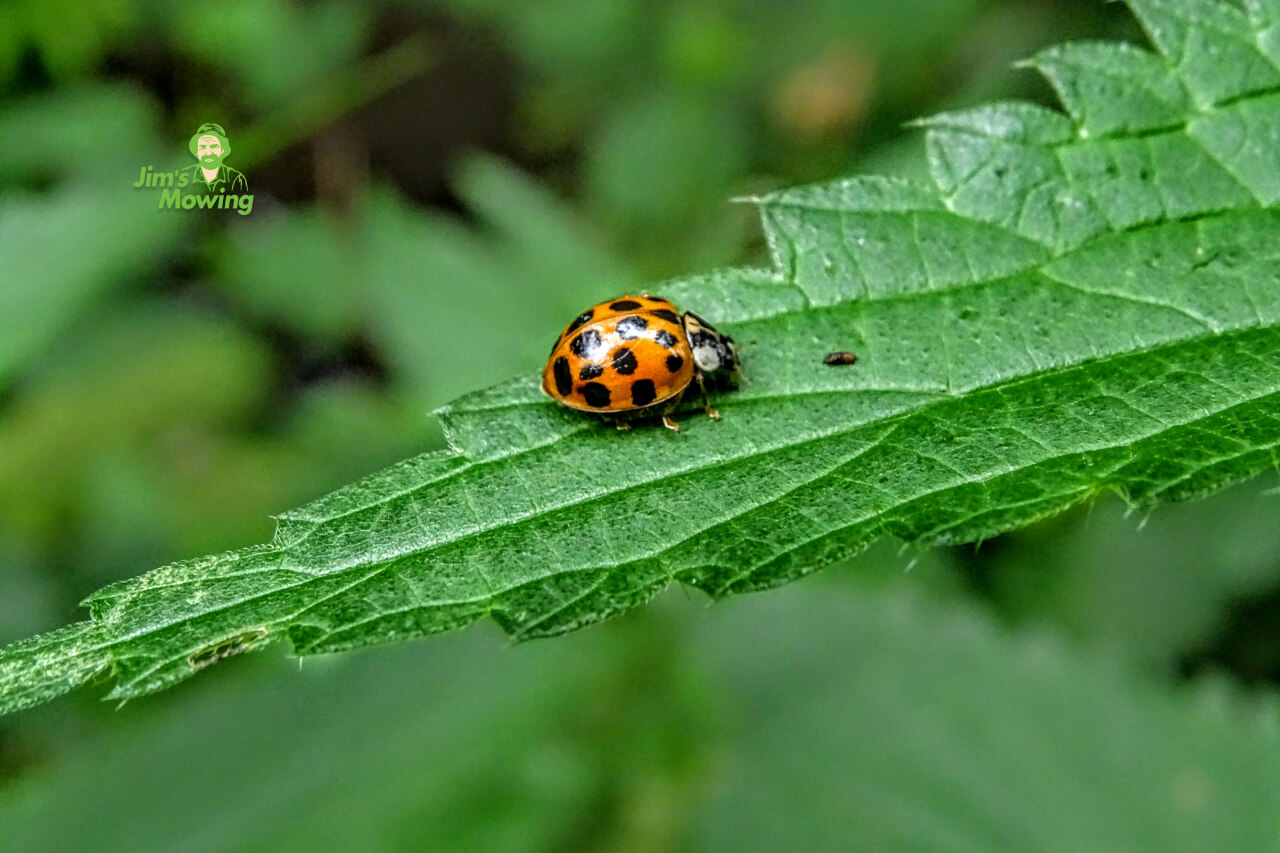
[2,1,1278,849]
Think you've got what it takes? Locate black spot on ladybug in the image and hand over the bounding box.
[570,328,603,359]
[613,347,638,375]
[580,382,611,408]
[645,295,671,303]
[652,309,680,324]
[631,379,657,407]
[553,357,573,396]
[566,310,594,334]
[616,315,648,340]
[665,354,684,373]
[609,299,642,311]
[654,329,678,349]
[579,363,604,380]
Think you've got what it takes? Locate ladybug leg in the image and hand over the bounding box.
[695,372,721,420]
[662,415,681,433]
[615,421,632,432]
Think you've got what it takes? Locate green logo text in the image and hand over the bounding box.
[134,122,254,215]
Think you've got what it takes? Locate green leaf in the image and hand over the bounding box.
[0,616,701,852]
[694,583,1280,852]
[988,476,1280,669]
[0,86,185,386]
[3,0,1280,715]
[363,157,638,403]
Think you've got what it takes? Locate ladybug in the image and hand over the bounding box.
[541,293,738,432]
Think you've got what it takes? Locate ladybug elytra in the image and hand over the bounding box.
[541,293,738,432]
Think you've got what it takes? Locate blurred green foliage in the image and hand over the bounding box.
[0,0,1277,849]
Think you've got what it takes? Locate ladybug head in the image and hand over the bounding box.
[682,311,739,376]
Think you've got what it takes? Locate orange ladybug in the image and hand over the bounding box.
[541,293,739,432]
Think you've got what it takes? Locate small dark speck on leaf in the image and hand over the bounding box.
[823,351,858,366]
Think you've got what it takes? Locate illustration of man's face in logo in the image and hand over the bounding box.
[196,135,224,168]
[189,122,232,172]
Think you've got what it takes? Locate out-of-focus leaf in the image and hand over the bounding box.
[0,535,57,646]
[5,572,1275,852]
[452,154,628,286]
[0,83,184,386]
[212,209,365,343]
[365,158,635,401]
[0,609,708,853]
[0,84,162,183]
[987,476,1280,669]
[0,303,272,542]
[218,155,635,396]
[0,0,136,81]
[167,0,367,110]
[68,381,425,584]
[585,92,749,269]
[693,584,1280,851]
[589,93,745,226]
[0,186,187,386]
